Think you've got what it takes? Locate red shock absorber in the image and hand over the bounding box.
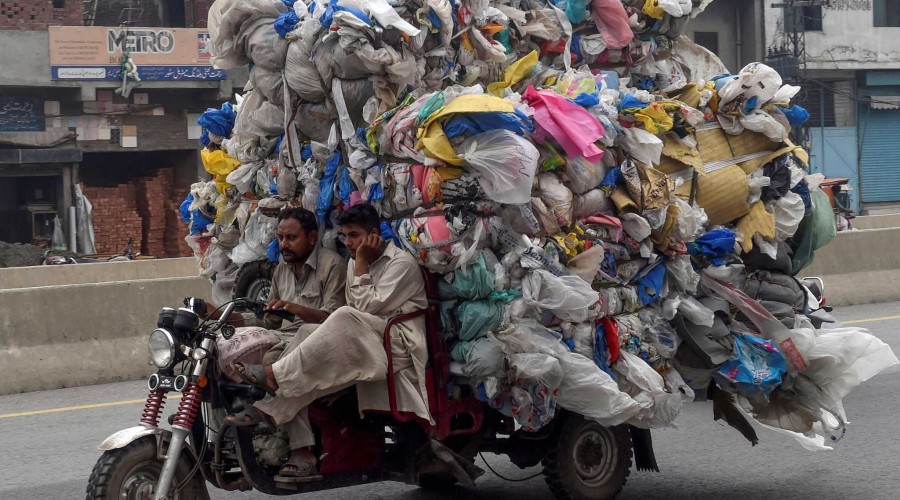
[172,382,203,431]
[139,389,167,428]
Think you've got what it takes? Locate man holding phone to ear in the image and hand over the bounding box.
[236,203,433,478]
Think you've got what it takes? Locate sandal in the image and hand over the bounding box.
[231,362,277,397]
[279,455,317,478]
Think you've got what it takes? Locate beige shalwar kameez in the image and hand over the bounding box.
[256,244,434,432]
[222,244,346,448]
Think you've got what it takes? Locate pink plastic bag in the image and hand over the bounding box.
[523,86,605,164]
[592,0,634,49]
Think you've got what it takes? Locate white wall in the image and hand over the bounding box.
[765,2,900,70]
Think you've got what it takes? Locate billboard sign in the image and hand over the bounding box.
[49,26,226,81]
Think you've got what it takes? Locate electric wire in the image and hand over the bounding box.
[478,452,543,482]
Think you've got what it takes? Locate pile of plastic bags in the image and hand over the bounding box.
[182,0,898,450]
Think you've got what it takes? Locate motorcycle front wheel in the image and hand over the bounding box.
[85,435,207,500]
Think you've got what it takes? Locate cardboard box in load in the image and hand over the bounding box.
[695,126,780,174]
[674,164,750,226]
[735,201,776,253]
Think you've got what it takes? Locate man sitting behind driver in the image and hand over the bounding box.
[245,203,434,478]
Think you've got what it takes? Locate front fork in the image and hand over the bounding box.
[153,335,215,500]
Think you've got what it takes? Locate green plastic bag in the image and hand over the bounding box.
[439,253,495,299]
[791,188,836,273]
[458,300,504,341]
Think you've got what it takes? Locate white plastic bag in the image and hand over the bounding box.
[718,62,783,107]
[566,245,605,284]
[677,294,715,327]
[537,173,574,227]
[771,190,805,240]
[493,321,643,427]
[667,254,699,293]
[521,269,599,322]
[462,337,506,380]
[458,130,539,204]
[230,210,277,265]
[565,156,607,195]
[574,189,612,217]
[618,126,663,166]
[615,351,683,428]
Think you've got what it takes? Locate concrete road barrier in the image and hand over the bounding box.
[0,257,199,290]
[0,276,209,395]
[803,227,900,306]
[1,225,898,395]
[849,214,900,230]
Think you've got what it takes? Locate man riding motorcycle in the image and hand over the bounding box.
[234,203,433,478]
[205,207,347,478]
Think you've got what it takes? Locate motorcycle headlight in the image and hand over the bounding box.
[148,328,177,369]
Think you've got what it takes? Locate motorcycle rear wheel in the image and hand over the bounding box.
[85,436,206,500]
[542,416,632,500]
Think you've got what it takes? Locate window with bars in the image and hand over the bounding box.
[805,81,856,128]
[874,0,900,27]
[693,31,719,56]
[784,6,824,32]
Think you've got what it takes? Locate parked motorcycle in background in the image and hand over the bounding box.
[44,237,138,265]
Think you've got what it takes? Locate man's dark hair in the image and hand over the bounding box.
[337,203,380,232]
[277,207,318,233]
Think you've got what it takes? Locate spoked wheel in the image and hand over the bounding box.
[543,415,632,500]
[85,436,206,500]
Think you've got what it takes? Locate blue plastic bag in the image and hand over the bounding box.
[714,333,787,400]
[319,0,372,28]
[617,94,648,111]
[179,193,214,236]
[780,104,810,126]
[573,93,600,108]
[636,261,666,305]
[198,102,236,138]
[688,229,736,266]
[274,10,299,38]
[266,238,280,263]
[443,109,534,140]
[316,151,341,224]
[599,166,622,188]
[338,167,355,205]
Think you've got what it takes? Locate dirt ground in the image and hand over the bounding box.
[0,241,45,268]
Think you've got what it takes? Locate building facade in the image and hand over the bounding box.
[764,0,900,213]
[0,0,244,256]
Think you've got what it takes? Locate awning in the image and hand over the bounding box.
[0,148,82,164]
[0,130,77,148]
[870,95,900,110]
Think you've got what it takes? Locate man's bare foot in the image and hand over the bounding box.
[264,365,279,392]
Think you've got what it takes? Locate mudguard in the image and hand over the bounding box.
[98,426,171,451]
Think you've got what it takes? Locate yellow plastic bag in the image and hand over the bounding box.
[487,50,539,97]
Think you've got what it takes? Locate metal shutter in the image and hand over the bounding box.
[859,107,900,203]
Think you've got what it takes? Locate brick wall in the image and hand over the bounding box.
[0,0,82,30]
[82,167,192,258]
[79,111,200,153]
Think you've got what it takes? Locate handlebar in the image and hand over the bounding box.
[186,297,296,331]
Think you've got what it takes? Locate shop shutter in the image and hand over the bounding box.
[859,107,900,203]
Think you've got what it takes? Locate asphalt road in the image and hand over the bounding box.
[1,302,898,500]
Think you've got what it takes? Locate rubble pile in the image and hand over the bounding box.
[183,0,898,449]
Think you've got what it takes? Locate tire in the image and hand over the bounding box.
[233,260,275,302]
[542,416,632,500]
[85,436,206,500]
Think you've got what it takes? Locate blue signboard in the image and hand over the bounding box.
[0,97,44,132]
